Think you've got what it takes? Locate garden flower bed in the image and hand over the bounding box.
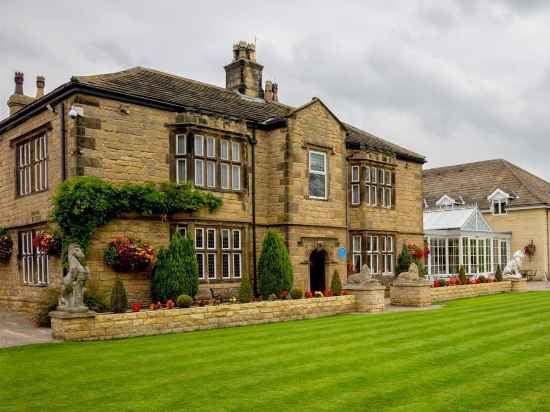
[431,280,514,301]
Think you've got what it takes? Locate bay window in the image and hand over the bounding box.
[194,226,243,282]
[350,233,394,275]
[350,163,394,208]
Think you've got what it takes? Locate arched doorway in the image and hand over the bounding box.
[309,249,326,293]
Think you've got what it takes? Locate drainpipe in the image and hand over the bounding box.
[547,208,549,279]
[250,125,258,296]
[60,102,67,181]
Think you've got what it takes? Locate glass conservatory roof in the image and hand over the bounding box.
[423,206,492,232]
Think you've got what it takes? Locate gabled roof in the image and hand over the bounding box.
[0,66,425,162]
[423,159,550,210]
[424,206,492,232]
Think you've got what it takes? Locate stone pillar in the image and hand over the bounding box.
[344,281,385,313]
[49,310,96,341]
[390,279,433,307]
[510,279,528,292]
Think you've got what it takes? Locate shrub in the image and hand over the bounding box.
[331,270,342,295]
[458,265,467,285]
[34,288,60,327]
[495,264,503,282]
[84,279,110,312]
[239,275,253,303]
[397,243,412,275]
[279,290,289,299]
[151,231,199,301]
[258,230,293,299]
[479,275,487,284]
[176,294,193,308]
[0,228,13,262]
[290,288,304,299]
[110,276,128,313]
[416,261,428,278]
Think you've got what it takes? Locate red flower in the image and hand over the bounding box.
[305,290,313,299]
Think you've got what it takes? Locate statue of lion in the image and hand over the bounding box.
[397,262,420,282]
[58,243,90,312]
[503,249,525,279]
[346,264,374,286]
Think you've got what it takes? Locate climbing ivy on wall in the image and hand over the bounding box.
[50,176,222,260]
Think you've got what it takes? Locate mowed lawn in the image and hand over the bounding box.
[2,293,550,412]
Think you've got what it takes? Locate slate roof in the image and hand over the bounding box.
[423,159,550,210]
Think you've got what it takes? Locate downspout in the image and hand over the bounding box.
[250,125,258,296]
[60,102,67,181]
[547,208,549,279]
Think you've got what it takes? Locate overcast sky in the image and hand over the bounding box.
[2,0,549,179]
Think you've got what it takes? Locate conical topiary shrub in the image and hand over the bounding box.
[331,270,342,295]
[397,243,412,275]
[152,231,199,301]
[495,264,503,282]
[111,276,128,313]
[258,230,293,299]
[239,275,253,303]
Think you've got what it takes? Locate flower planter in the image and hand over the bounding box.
[0,239,13,262]
[131,303,141,312]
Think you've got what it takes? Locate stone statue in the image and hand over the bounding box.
[503,249,525,279]
[58,243,90,312]
[346,264,374,286]
[397,262,420,282]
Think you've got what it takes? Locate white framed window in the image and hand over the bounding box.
[371,167,377,184]
[220,163,229,190]
[352,235,362,272]
[175,225,187,238]
[222,253,231,279]
[220,140,229,161]
[206,136,216,158]
[221,229,230,250]
[207,253,216,279]
[351,165,360,183]
[207,161,216,188]
[194,159,204,187]
[17,134,48,196]
[194,135,204,156]
[196,253,205,279]
[232,229,241,250]
[20,230,49,286]
[231,142,241,162]
[364,166,371,183]
[370,185,377,206]
[367,235,379,274]
[176,159,187,184]
[492,200,507,215]
[233,253,242,279]
[232,165,241,191]
[207,228,216,250]
[195,228,204,249]
[308,150,327,199]
[176,134,187,155]
[351,184,360,205]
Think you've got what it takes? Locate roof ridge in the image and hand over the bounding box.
[501,160,548,205]
[424,158,504,173]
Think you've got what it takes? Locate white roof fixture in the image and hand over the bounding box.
[424,205,492,232]
[487,188,510,201]
[435,194,456,207]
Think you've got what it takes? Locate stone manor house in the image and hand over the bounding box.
[0,42,425,311]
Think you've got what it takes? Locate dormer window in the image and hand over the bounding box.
[436,194,456,208]
[487,188,510,216]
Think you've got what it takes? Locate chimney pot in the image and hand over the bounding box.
[272,83,278,102]
[36,75,45,98]
[264,80,273,102]
[14,72,24,95]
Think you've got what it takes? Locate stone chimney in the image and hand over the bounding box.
[272,82,278,102]
[36,75,45,98]
[7,72,35,115]
[224,41,264,98]
[264,80,273,102]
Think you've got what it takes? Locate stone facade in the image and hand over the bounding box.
[50,295,356,341]
[0,48,425,313]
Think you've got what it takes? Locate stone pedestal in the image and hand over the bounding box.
[390,279,432,307]
[510,279,528,292]
[49,310,96,341]
[344,281,385,313]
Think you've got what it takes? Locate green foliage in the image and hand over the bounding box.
[397,243,412,274]
[110,276,128,313]
[176,294,193,308]
[331,270,342,296]
[33,288,60,327]
[479,275,487,284]
[0,228,8,237]
[151,232,199,301]
[239,275,253,303]
[50,177,222,261]
[84,279,110,313]
[495,264,503,282]
[290,288,304,299]
[416,261,428,278]
[258,230,294,299]
[458,265,467,285]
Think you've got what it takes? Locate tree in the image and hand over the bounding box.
[239,275,253,303]
[495,264,503,282]
[111,276,128,313]
[331,270,342,295]
[458,265,467,285]
[397,243,412,274]
[151,231,199,301]
[258,230,293,299]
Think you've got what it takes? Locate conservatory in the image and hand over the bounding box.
[424,206,512,278]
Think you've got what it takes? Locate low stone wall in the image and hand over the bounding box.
[431,281,512,301]
[51,295,356,341]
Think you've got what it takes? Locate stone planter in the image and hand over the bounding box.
[344,281,385,313]
[390,279,432,307]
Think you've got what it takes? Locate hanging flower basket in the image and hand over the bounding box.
[0,230,13,263]
[104,235,155,273]
[524,243,536,257]
[32,231,63,256]
[408,242,430,261]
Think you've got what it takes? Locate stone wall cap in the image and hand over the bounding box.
[393,280,432,287]
[49,310,97,319]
